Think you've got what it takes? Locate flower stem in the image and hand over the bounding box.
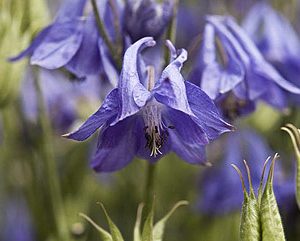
[91,0,122,70]
[33,67,70,241]
[143,163,156,217]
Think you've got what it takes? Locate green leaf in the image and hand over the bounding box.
[153,201,188,241]
[232,163,260,241]
[141,202,154,241]
[98,203,124,241]
[282,123,300,209]
[260,154,286,241]
[79,213,112,241]
[134,204,144,241]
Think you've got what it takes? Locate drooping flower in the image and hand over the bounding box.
[198,128,294,215]
[190,16,300,120]
[10,0,119,82]
[64,37,232,172]
[242,2,300,103]
[22,67,102,133]
[123,0,174,42]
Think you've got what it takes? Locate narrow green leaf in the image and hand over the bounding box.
[153,201,188,241]
[134,203,144,241]
[232,164,260,241]
[98,203,124,241]
[141,202,154,241]
[282,124,300,209]
[79,213,112,241]
[260,154,286,241]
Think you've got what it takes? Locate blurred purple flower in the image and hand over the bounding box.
[123,0,174,42]
[190,15,300,119]
[198,128,294,215]
[10,0,119,82]
[1,198,35,241]
[242,2,300,103]
[22,67,102,133]
[64,37,232,172]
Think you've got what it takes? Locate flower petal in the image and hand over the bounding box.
[185,81,233,140]
[200,24,244,99]
[166,108,209,146]
[30,20,84,69]
[116,37,156,122]
[66,16,102,78]
[154,48,195,116]
[169,130,207,165]
[91,116,137,172]
[63,88,119,141]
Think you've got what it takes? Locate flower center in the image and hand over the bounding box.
[141,66,174,157]
[142,103,166,156]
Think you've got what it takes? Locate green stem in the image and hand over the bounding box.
[91,0,122,70]
[143,163,156,218]
[141,162,156,227]
[33,67,70,241]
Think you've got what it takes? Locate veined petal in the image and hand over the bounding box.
[154,48,194,116]
[31,20,84,69]
[166,108,209,146]
[91,116,137,172]
[63,88,119,141]
[185,81,233,140]
[117,37,156,122]
[66,16,102,78]
[169,130,207,165]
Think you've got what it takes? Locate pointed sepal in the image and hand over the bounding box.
[153,201,188,241]
[281,123,300,209]
[260,154,286,241]
[232,163,261,241]
[79,213,112,241]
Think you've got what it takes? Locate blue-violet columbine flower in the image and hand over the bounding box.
[198,128,294,215]
[64,37,232,172]
[190,15,300,119]
[242,2,300,103]
[10,0,119,82]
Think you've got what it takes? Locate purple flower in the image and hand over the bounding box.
[64,37,232,172]
[198,128,294,215]
[123,0,174,42]
[22,67,102,133]
[191,15,300,119]
[242,3,300,103]
[10,0,117,81]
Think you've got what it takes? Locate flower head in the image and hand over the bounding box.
[10,0,118,82]
[64,37,232,172]
[242,3,300,104]
[191,16,300,119]
[123,0,174,42]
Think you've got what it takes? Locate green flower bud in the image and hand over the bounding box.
[260,154,286,241]
[282,123,300,210]
[232,162,260,241]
